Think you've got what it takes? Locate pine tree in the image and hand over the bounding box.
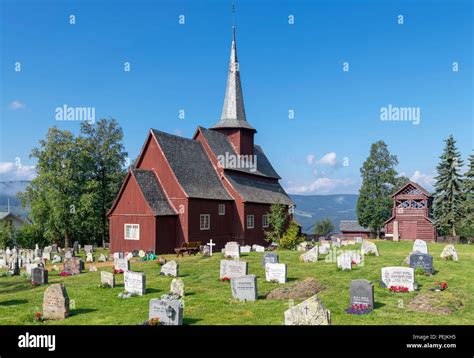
[357,141,399,238]
[458,154,474,237]
[433,135,464,236]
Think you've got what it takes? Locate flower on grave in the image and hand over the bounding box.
[389,285,409,293]
[59,271,71,277]
[113,269,124,274]
[221,276,231,282]
[433,281,448,291]
[147,317,161,326]
[33,311,43,322]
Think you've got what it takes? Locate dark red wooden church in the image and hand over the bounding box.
[384,181,436,241]
[108,27,293,254]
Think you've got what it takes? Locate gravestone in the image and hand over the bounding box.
[220,260,248,279]
[64,258,83,275]
[349,279,374,312]
[440,245,459,261]
[52,255,62,263]
[149,297,183,325]
[381,267,415,291]
[98,254,107,262]
[300,247,318,262]
[84,245,93,254]
[231,275,258,301]
[284,295,331,325]
[318,243,330,255]
[262,252,279,267]
[86,253,94,263]
[409,252,434,274]
[114,258,130,271]
[297,242,308,252]
[413,239,428,254]
[355,237,364,244]
[361,241,379,256]
[160,260,179,277]
[253,244,265,252]
[26,263,39,278]
[265,263,287,283]
[124,271,146,295]
[31,267,48,285]
[73,241,79,253]
[42,251,51,261]
[125,252,133,260]
[51,244,58,253]
[224,242,240,259]
[100,271,115,288]
[240,245,251,253]
[170,278,185,297]
[64,250,73,259]
[200,245,210,257]
[43,284,70,320]
[337,252,352,270]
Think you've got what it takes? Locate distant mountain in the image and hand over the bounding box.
[290,194,358,234]
[0,181,30,216]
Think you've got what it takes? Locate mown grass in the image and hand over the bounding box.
[0,240,473,325]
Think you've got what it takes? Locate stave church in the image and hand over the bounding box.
[108,26,293,254]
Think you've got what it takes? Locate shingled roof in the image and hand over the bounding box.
[199,127,280,179]
[132,169,176,216]
[152,129,233,201]
[225,173,293,205]
[340,220,371,233]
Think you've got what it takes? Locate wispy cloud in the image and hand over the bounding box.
[306,154,315,165]
[317,152,338,167]
[0,162,36,181]
[9,100,26,111]
[286,177,355,195]
[410,170,435,190]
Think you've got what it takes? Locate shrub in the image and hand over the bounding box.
[279,220,303,250]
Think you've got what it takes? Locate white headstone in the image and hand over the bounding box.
[413,239,428,254]
[124,270,146,295]
[300,247,318,262]
[381,267,415,291]
[224,242,240,259]
[220,260,247,279]
[265,263,287,283]
[284,295,331,325]
[160,261,179,277]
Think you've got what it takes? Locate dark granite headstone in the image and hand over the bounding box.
[73,241,79,252]
[409,252,434,274]
[349,279,374,311]
[262,253,279,267]
[32,267,48,285]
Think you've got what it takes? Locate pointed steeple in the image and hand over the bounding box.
[211,25,255,131]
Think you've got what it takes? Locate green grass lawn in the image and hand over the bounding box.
[0,240,473,325]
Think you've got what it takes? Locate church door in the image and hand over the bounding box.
[402,221,417,240]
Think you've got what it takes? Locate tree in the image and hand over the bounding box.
[279,220,303,249]
[433,135,464,236]
[18,127,86,248]
[357,141,399,238]
[313,218,334,237]
[0,220,15,249]
[264,203,288,244]
[457,154,473,238]
[79,119,128,246]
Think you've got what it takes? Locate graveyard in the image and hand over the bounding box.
[0,239,473,325]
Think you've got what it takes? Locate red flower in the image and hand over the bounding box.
[113,269,124,274]
[221,277,231,282]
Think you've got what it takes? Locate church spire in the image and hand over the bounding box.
[211,9,255,131]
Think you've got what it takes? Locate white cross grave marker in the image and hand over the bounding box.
[207,239,216,256]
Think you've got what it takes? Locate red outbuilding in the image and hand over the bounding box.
[108,27,293,254]
[384,181,436,241]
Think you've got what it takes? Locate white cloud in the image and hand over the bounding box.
[9,100,26,110]
[286,177,354,195]
[0,162,36,181]
[306,154,315,165]
[317,152,337,167]
[410,170,435,190]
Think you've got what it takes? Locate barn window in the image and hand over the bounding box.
[200,214,210,230]
[262,214,269,228]
[218,204,225,216]
[247,215,254,229]
[124,224,140,240]
[402,200,410,208]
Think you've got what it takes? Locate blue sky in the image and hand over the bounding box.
[1,0,472,194]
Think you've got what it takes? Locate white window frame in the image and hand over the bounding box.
[247,214,254,229]
[124,224,140,241]
[218,204,225,216]
[262,214,269,228]
[200,214,210,230]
